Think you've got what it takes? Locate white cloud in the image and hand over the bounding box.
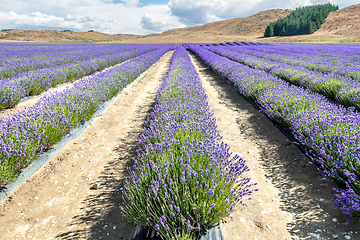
[0,11,103,31]
[121,0,140,7]
[168,0,263,25]
[0,0,182,34]
[141,12,185,32]
[0,0,357,34]
[141,14,164,31]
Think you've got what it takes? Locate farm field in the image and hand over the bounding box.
[0,42,359,240]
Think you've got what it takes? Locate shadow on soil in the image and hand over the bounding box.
[56,103,155,240]
[189,51,360,239]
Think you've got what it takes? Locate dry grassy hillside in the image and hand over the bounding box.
[132,9,292,43]
[0,29,139,42]
[165,9,291,36]
[315,3,360,37]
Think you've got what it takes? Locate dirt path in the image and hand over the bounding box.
[189,52,360,240]
[0,51,173,240]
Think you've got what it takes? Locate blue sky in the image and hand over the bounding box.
[0,0,358,35]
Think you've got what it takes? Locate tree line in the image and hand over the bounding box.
[264,3,339,37]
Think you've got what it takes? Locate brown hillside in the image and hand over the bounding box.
[164,9,291,36]
[0,30,140,42]
[315,3,360,37]
[131,9,292,43]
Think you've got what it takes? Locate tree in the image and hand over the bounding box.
[263,3,339,37]
[264,24,274,37]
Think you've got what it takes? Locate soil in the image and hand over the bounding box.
[0,50,359,240]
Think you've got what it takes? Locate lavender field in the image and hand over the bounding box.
[0,42,359,239]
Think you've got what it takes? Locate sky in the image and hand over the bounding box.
[0,0,358,35]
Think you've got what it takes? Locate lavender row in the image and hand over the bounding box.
[0,43,139,80]
[204,45,360,111]
[229,42,360,64]
[189,45,360,222]
[0,45,173,185]
[205,42,360,76]
[0,43,87,64]
[0,45,160,111]
[248,48,360,81]
[122,46,255,239]
[226,44,360,82]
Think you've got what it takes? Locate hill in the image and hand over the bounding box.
[0,29,140,42]
[314,3,360,37]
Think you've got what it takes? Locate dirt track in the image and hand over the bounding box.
[0,50,359,240]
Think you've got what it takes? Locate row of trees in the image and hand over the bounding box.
[264,3,339,37]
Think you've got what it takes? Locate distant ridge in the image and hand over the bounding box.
[0,29,140,42]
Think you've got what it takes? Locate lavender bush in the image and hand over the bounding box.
[122,46,255,239]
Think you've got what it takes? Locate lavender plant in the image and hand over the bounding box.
[122,46,255,239]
